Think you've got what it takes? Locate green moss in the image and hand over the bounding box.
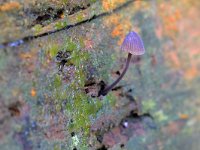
[64,38,78,52]
[62,0,68,4]
[79,38,85,48]
[76,13,84,22]
[68,90,97,134]
[142,99,156,112]
[153,110,168,122]
[32,24,43,34]
[90,0,97,2]
[51,75,68,108]
[54,74,62,88]
[49,38,102,149]
[53,89,67,102]
[54,21,67,30]
[48,44,59,58]
[41,37,111,149]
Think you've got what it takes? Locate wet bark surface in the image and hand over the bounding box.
[0,0,200,150]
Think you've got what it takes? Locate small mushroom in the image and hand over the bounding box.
[99,31,145,96]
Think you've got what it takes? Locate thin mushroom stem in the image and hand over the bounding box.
[99,53,132,96]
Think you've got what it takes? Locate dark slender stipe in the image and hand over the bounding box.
[100,53,132,96]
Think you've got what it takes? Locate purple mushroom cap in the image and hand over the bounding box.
[121,31,145,55]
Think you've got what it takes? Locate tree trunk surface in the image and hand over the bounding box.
[0,0,200,149]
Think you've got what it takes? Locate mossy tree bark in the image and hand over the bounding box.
[0,0,200,149]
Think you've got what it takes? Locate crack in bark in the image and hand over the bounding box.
[29,8,64,28]
[1,0,138,49]
[28,3,91,28]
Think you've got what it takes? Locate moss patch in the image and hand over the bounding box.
[54,21,67,30]
[47,38,103,149]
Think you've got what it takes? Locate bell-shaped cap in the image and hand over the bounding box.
[121,31,145,55]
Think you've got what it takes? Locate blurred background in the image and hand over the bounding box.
[0,0,200,150]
